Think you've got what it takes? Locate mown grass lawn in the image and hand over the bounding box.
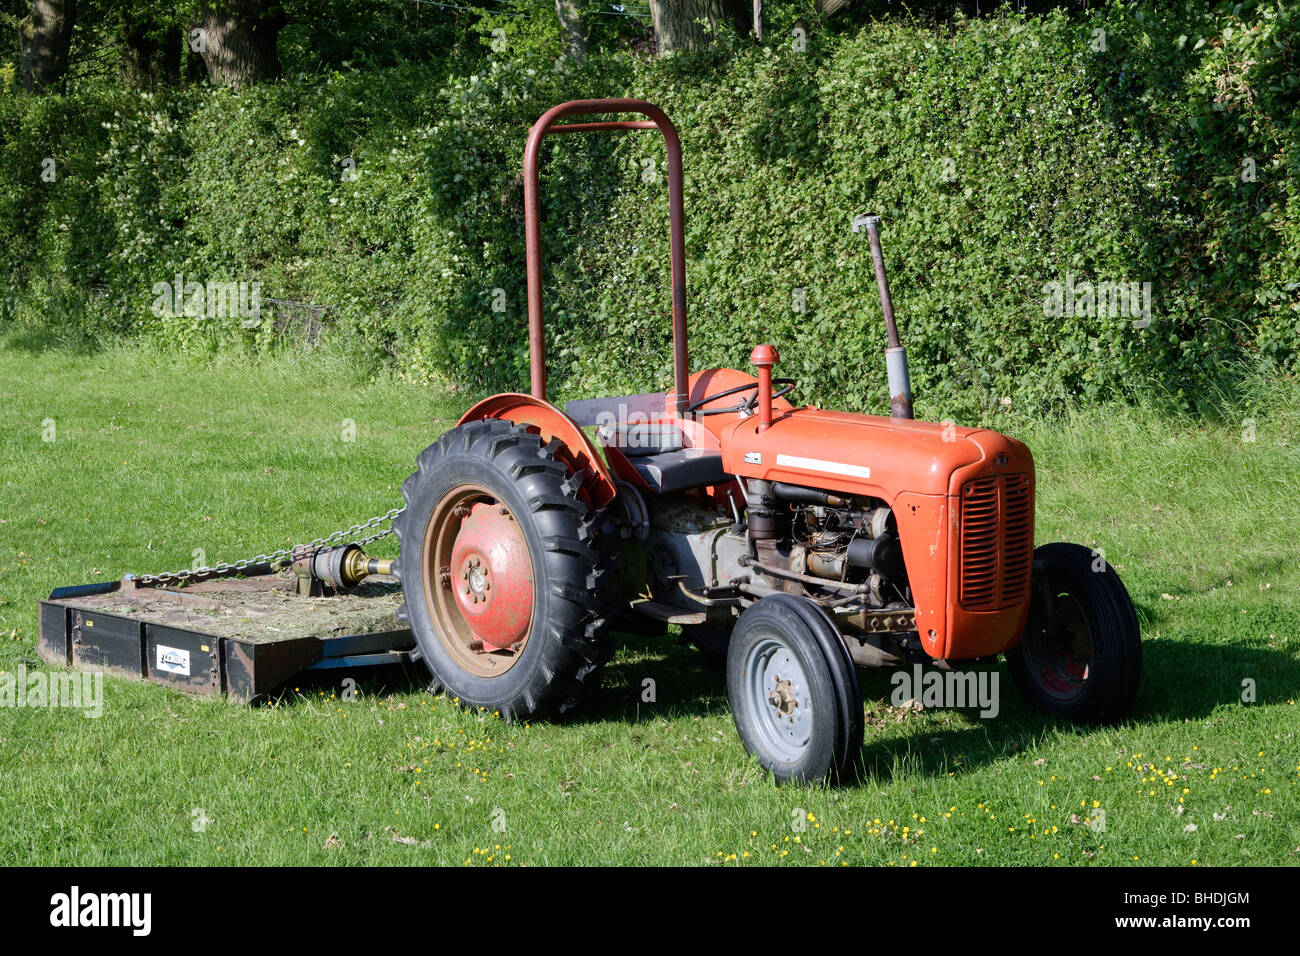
[1,342,1297,866]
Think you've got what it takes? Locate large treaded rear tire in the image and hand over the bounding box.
[393,419,611,720]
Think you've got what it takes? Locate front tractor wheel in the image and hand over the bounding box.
[1006,542,1141,725]
[393,419,611,720]
[726,595,863,785]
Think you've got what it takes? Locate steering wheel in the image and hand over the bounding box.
[686,378,797,417]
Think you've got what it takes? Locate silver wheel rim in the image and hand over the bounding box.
[743,633,813,763]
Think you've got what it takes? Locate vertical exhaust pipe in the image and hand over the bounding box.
[853,213,913,419]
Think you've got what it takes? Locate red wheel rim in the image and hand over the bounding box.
[422,485,535,678]
[1024,577,1093,701]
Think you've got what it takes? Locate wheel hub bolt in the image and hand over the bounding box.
[769,677,797,717]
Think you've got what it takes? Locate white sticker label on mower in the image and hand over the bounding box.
[156,645,191,677]
[743,451,762,465]
[775,454,870,479]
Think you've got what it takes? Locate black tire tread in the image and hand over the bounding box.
[727,594,861,786]
[392,419,612,721]
[786,598,864,783]
[1006,541,1141,725]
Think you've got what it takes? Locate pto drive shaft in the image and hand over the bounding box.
[293,543,393,596]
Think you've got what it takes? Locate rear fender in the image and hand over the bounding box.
[458,393,618,510]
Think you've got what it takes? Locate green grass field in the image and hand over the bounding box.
[1,342,1298,866]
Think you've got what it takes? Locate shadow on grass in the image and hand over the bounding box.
[570,631,729,724]
[261,660,429,707]
[263,629,1300,786]
[261,629,726,719]
[1136,640,1300,721]
[851,638,1300,785]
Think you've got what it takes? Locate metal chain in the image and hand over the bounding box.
[136,507,405,586]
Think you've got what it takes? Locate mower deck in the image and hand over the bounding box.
[37,573,415,702]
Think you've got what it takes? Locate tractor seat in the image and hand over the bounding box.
[597,423,731,493]
[597,422,684,457]
[630,449,730,493]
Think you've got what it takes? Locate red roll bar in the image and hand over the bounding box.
[523,99,690,416]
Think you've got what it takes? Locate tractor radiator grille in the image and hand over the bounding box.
[959,473,1034,611]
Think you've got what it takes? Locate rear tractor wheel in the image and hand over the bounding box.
[393,419,612,720]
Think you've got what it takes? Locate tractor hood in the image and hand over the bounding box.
[719,407,1033,501]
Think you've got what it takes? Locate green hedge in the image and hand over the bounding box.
[1,3,1296,420]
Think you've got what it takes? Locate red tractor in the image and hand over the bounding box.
[392,99,1141,783]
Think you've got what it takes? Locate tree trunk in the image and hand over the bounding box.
[650,0,750,54]
[195,1,285,88]
[18,0,77,93]
[161,26,182,85]
[122,21,183,88]
[555,0,587,62]
[121,21,160,89]
[185,34,207,85]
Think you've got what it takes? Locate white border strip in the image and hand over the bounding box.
[775,454,870,479]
